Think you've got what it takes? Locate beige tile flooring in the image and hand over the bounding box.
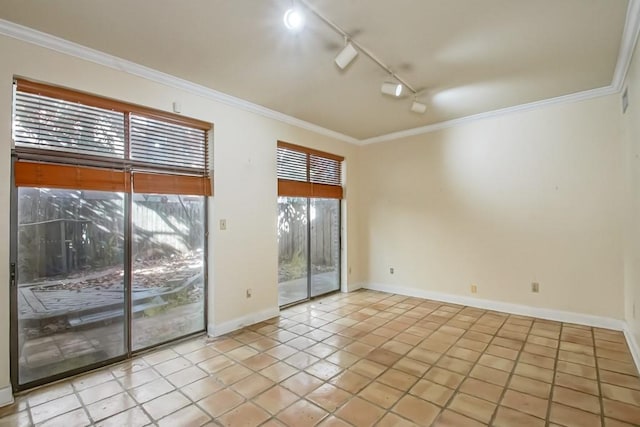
[2,290,640,426]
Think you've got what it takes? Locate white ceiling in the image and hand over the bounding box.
[0,0,632,141]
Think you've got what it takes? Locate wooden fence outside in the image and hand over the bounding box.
[17,188,203,281]
[278,200,340,267]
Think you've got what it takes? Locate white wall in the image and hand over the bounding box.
[623,35,640,348]
[358,94,625,319]
[0,35,362,393]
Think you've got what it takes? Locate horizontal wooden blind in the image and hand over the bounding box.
[277,141,343,199]
[15,79,211,131]
[14,162,212,197]
[130,114,208,172]
[13,79,213,197]
[277,146,307,182]
[13,90,126,159]
[15,161,129,192]
[133,173,212,196]
[310,154,341,186]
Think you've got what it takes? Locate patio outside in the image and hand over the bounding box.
[16,187,205,384]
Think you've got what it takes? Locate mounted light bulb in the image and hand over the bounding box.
[283,8,304,31]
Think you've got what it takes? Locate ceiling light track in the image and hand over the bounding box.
[297,0,418,96]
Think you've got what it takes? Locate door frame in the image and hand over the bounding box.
[278,197,341,309]
[9,156,209,392]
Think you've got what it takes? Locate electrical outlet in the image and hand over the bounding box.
[246,288,252,298]
[471,284,477,294]
[220,219,227,230]
[532,282,540,293]
[389,267,394,274]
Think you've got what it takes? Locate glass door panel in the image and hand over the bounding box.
[16,188,125,385]
[278,197,309,306]
[131,193,206,350]
[310,198,340,297]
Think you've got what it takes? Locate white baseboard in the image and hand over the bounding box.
[345,282,364,293]
[0,385,13,408]
[208,306,280,337]
[623,325,640,373]
[364,283,625,331]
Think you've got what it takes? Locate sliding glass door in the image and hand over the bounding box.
[11,79,212,390]
[13,187,208,386]
[310,198,340,297]
[277,197,340,306]
[276,142,343,307]
[15,188,126,385]
[278,197,309,306]
[131,194,206,350]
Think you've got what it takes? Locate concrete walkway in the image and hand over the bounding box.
[278,270,340,306]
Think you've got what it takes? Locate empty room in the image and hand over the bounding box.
[1,0,640,426]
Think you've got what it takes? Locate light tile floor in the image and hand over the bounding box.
[2,290,640,426]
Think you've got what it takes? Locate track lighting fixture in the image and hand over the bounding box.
[286,0,427,115]
[411,100,427,114]
[334,41,358,70]
[381,82,403,97]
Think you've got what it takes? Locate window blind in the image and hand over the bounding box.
[13,79,213,197]
[15,161,130,193]
[13,90,125,159]
[130,114,208,173]
[276,141,343,199]
[277,146,307,182]
[133,172,212,196]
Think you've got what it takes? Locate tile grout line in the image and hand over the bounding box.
[123,340,220,425]
[70,380,97,426]
[190,332,282,424]
[180,306,597,426]
[544,322,564,427]
[588,329,640,423]
[368,300,483,425]
[425,306,505,425]
[289,293,399,425]
[276,295,559,426]
[486,313,535,426]
[147,352,204,425]
[207,292,398,425]
[248,295,355,426]
[291,293,443,426]
[7,290,639,427]
[592,327,606,426]
[116,356,178,425]
[382,297,493,424]
[316,293,427,425]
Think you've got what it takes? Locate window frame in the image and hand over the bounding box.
[13,78,213,195]
[277,140,344,199]
[10,79,212,391]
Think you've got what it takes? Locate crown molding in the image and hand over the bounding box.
[360,0,640,145]
[0,19,359,145]
[1,0,639,147]
[358,85,618,145]
[613,0,640,91]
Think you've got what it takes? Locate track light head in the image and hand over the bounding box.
[335,42,358,70]
[411,100,427,114]
[381,82,403,97]
[283,8,304,31]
